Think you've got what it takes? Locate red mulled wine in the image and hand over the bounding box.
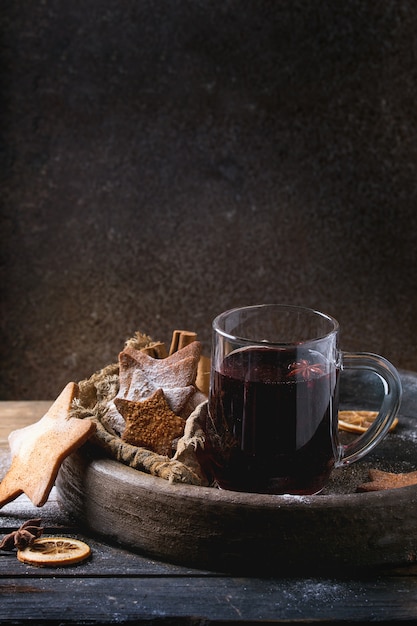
[207,346,339,494]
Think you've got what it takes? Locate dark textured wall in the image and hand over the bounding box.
[1,1,417,400]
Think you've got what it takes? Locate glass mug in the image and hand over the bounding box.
[207,304,402,495]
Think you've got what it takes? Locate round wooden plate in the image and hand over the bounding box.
[56,369,417,574]
[56,451,417,574]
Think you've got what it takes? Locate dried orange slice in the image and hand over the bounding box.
[338,410,399,434]
[17,537,91,567]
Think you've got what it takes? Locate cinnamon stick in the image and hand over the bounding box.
[169,330,197,355]
[196,355,211,396]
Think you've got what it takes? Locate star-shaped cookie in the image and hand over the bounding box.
[0,382,96,508]
[116,389,186,457]
[116,340,201,414]
[357,468,417,492]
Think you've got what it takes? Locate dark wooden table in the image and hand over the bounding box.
[2,373,417,625]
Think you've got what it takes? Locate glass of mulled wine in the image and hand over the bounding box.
[207,304,402,495]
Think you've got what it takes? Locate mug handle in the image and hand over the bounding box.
[335,352,402,467]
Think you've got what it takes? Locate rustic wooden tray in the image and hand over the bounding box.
[56,369,417,574]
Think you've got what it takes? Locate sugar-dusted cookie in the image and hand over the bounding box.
[0,382,96,508]
[117,341,201,414]
[117,389,185,457]
[357,468,417,492]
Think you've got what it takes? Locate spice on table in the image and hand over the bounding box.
[17,537,91,567]
[0,518,44,551]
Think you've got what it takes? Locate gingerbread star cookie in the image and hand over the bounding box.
[116,389,186,457]
[0,382,96,508]
[117,340,201,414]
[357,468,417,492]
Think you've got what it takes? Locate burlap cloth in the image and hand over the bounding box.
[70,333,209,486]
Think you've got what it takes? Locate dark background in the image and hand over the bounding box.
[1,0,417,400]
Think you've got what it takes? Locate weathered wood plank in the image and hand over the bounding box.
[0,488,70,524]
[0,402,52,449]
[1,574,417,624]
[1,394,417,624]
[0,531,213,577]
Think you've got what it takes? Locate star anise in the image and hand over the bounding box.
[0,518,44,551]
[287,359,325,381]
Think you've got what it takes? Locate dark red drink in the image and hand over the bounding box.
[207,346,339,494]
